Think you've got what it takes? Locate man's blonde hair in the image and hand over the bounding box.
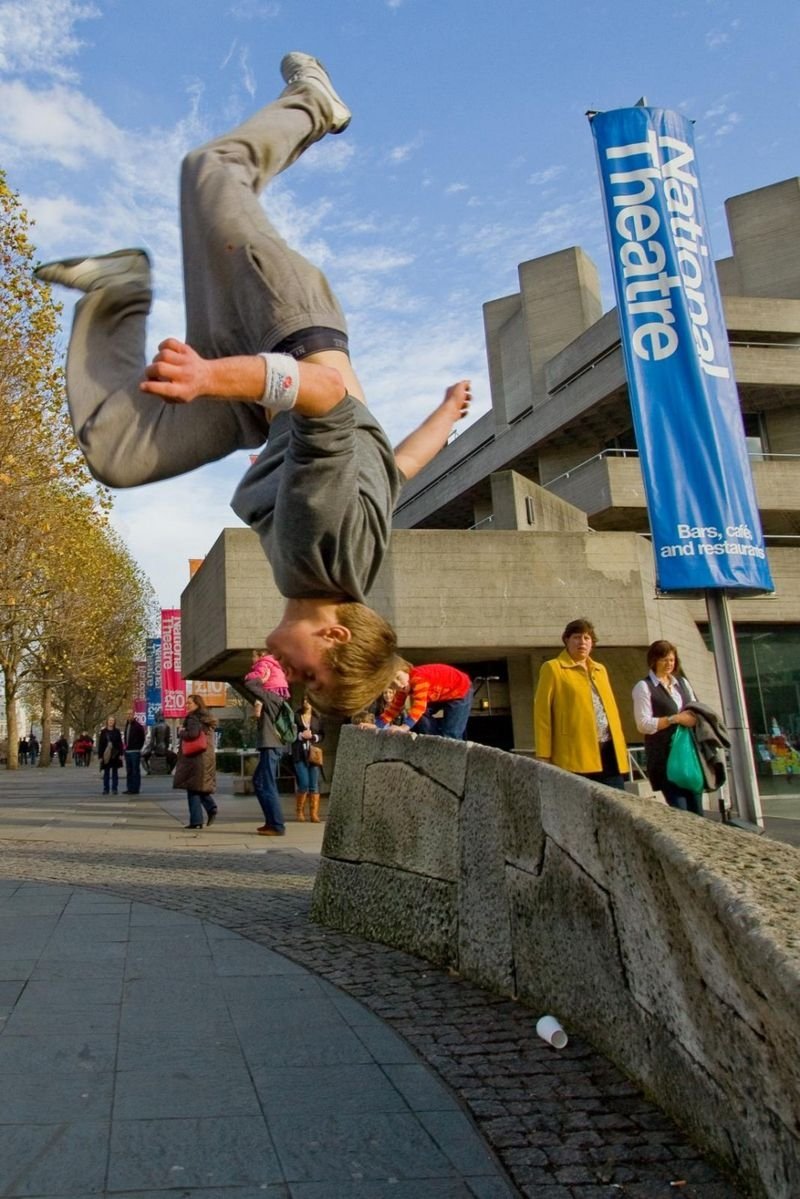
[308,602,402,717]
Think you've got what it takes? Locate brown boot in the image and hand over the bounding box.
[295,792,308,821]
[309,792,322,823]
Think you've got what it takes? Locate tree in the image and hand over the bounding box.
[18,488,158,763]
[0,171,155,763]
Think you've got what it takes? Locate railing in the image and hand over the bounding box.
[547,335,799,400]
[543,448,800,490]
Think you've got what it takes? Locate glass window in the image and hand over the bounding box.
[742,412,766,461]
[701,624,800,740]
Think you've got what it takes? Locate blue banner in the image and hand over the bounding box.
[145,637,162,725]
[590,107,773,593]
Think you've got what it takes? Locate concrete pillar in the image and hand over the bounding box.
[490,471,589,532]
[507,655,534,753]
[764,407,800,455]
[483,294,534,429]
[725,177,800,299]
[518,247,603,408]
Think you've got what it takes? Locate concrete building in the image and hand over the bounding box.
[182,176,800,773]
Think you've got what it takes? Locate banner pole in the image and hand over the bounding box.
[705,590,764,831]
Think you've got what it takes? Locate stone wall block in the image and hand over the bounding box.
[538,768,618,886]
[506,845,632,1039]
[310,859,457,967]
[458,745,541,993]
[599,810,800,1162]
[318,726,374,861]
[369,729,469,796]
[361,761,459,880]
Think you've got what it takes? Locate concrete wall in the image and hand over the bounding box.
[312,729,800,1199]
[725,176,800,300]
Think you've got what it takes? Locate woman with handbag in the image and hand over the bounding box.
[173,693,218,829]
[97,715,124,795]
[632,640,702,815]
[291,696,324,822]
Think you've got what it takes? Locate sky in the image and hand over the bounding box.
[1,0,797,609]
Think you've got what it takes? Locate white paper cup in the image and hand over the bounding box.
[536,1015,568,1049]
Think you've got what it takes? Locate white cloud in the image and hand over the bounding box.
[529,164,565,186]
[0,81,124,168]
[227,0,280,18]
[445,182,468,195]
[0,0,99,80]
[337,247,414,273]
[297,136,357,173]
[109,464,255,609]
[386,135,424,163]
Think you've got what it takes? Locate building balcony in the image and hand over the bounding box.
[543,450,800,535]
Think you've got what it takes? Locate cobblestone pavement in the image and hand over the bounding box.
[0,767,750,1198]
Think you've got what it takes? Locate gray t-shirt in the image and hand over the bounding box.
[231,395,401,604]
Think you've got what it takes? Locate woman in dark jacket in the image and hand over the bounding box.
[291,696,324,822]
[632,640,701,815]
[97,716,124,795]
[173,693,218,829]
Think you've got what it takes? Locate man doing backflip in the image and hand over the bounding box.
[36,53,471,716]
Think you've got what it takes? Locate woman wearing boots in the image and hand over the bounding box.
[173,693,219,829]
[291,697,324,822]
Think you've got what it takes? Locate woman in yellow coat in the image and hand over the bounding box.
[534,618,628,789]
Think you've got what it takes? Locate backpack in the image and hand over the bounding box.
[273,700,297,746]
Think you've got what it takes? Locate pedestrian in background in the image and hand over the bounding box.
[174,693,218,830]
[55,735,69,767]
[534,618,628,790]
[123,711,146,795]
[97,716,124,795]
[291,696,324,822]
[247,686,290,837]
[632,640,701,815]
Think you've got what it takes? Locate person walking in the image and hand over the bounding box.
[291,696,324,822]
[534,618,628,791]
[55,735,69,767]
[123,711,146,794]
[97,716,124,795]
[247,686,290,837]
[173,694,218,829]
[632,640,702,815]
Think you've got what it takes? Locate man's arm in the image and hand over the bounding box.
[393,380,471,481]
[139,339,347,418]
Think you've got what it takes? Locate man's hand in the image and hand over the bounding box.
[140,338,211,403]
[442,379,472,421]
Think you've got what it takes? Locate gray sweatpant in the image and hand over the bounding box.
[65,86,348,488]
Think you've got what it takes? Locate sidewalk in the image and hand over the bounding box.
[0,765,755,1197]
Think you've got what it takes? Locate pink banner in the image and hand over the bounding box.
[133,659,147,720]
[160,609,186,719]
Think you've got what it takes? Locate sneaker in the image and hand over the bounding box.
[34,248,151,293]
[257,827,286,836]
[280,52,351,134]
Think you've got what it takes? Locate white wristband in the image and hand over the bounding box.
[258,352,299,412]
